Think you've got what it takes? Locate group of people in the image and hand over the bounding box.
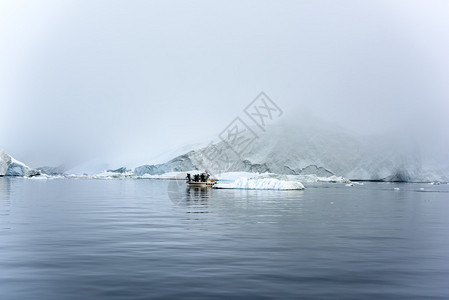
[186,171,210,182]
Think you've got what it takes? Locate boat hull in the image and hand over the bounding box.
[187,181,215,187]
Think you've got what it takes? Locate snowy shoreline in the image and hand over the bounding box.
[4,167,447,186]
[14,170,353,190]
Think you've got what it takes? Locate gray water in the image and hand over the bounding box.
[1,178,449,299]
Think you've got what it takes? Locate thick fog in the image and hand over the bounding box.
[1,0,448,170]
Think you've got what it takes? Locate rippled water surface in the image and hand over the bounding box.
[1,178,449,299]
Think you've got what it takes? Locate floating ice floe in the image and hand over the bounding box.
[214,177,304,190]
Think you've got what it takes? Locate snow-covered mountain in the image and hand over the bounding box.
[0,148,40,177]
[36,165,66,176]
[134,120,449,182]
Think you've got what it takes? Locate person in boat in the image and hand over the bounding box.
[186,173,191,182]
[200,173,205,182]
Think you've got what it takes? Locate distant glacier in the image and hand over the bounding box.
[2,121,448,183]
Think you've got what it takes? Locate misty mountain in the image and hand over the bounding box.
[37,165,66,176]
[107,167,131,174]
[134,121,449,183]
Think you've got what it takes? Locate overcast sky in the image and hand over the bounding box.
[1,0,448,170]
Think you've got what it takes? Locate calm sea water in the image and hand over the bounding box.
[1,178,448,299]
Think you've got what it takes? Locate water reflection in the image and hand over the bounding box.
[0,177,11,226]
[0,177,10,200]
[185,186,213,202]
[167,180,213,213]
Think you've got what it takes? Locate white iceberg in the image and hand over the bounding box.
[0,149,12,175]
[0,148,40,177]
[214,177,304,190]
